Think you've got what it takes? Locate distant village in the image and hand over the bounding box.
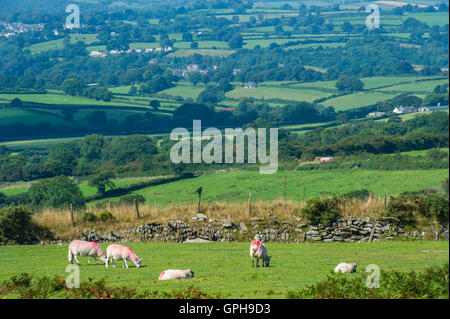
[0,21,44,37]
[89,46,173,58]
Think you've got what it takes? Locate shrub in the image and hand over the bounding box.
[386,195,417,226]
[1,274,219,299]
[341,189,372,201]
[82,212,97,223]
[416,194,449,226]
[301,197,340,225]
[98,210,114,221]
[0,206,51,245]
[387,194,449,227]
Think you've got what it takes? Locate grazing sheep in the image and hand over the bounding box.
[250,240,270,268]
[334,262,357,273]
[158,269,194,280]
[68,240,107,265]
[106,244,142,268]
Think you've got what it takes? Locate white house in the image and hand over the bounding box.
[244,82,259,89]
[393,106,415,114]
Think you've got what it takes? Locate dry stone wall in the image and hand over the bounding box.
[79,213,449,243]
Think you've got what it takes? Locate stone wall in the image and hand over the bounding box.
[80,213,449,243]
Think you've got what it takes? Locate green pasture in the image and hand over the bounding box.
[0,241,448,298]
[167,49,236,57]
[376,79,450,93]
[322,93,399,111]
[92,169,449,207]
[226,86,331,103]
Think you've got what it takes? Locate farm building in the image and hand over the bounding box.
[318,157,333,164]
[244,82,259,89]
[393,106,415,114]
[418,103,449,112]
[367,111,386,118]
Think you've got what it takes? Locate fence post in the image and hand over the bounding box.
[134,199,140,219]
[247,192,252,214]
[302,181,306,201]
[70,203,74,227]
[384,195,387,211]
[196,187,202,214]
[284,175,287,203]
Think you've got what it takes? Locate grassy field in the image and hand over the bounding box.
[226,86,331,103]
[376,79,450,93]
[167,49,236,57]
[399,148,449,156]
[0,108,69,126]
[322,93,399,111]
[2,169,447,205]
[0,241,447,298]
[88,169,449,207]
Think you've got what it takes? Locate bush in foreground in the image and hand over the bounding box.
[286,263,449,299]
[0,275,219,299]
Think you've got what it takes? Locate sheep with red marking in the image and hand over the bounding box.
[334,262,357,273]
[158,269,194,280]
[106,244,142,268]
[68,240,107,265]
[250,240,270,267]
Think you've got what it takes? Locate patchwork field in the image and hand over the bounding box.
[321,93,399,111]
[0,241,448,298]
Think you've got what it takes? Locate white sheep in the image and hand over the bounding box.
[158,269,194,280]
[106,244,142,268]
[68,240,107,265]
[250,240,270,267]
[334,262,357,273]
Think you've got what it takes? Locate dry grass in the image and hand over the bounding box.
[338,193,385,218]
[33,197,387,241]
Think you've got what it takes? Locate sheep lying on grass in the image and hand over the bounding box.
[334,262,357,273]
[158,269,194,280]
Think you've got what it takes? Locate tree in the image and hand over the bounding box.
[342,21,353,32]
[394,61,415,74]
[9,98,23,108]
[189,72,202,86]
[182,32,193,42]
[228,33,244,49]
[150,99,160,110]
[128,85,138,96]
[173,102,215,126]
[61,78,84,96]
[88,170,116,195]
[335,75,364,92]
[28,176,85,209]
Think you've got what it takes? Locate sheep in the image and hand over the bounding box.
[68,240,107,265]
[250,240,270,268]
[334,262,357,273]
[106,244,142,268]
[158,269,194,280]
